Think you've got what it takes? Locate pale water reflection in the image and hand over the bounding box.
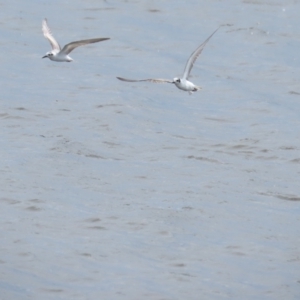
[0,0,300,299]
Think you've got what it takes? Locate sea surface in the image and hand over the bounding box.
[0,0,300,299]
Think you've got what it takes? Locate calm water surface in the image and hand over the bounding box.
[0,0,300,299]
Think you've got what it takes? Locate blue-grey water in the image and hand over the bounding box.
[0,0,300,299]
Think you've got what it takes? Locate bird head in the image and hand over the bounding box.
[42,51,53,59]
[173,77,181,84]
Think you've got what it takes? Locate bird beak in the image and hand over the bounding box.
[42,55,47,59]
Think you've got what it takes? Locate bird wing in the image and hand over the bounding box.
[60,38,110,54]
[182,27,219,80]
[42,18,61,51]
[117,77,173,84]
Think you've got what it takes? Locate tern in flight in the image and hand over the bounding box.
[117,28,219,94]
[42,18,110,62]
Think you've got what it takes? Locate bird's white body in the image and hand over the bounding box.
[117,27,219,94]
[42,18,109,62]
[45,50,73,62]
[173,77,201,93]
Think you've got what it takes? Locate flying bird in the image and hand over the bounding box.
[42,18,110,62]
[117,28,219,94]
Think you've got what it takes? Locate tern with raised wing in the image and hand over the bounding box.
[117,28,219,94]
[42,18,110,62]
